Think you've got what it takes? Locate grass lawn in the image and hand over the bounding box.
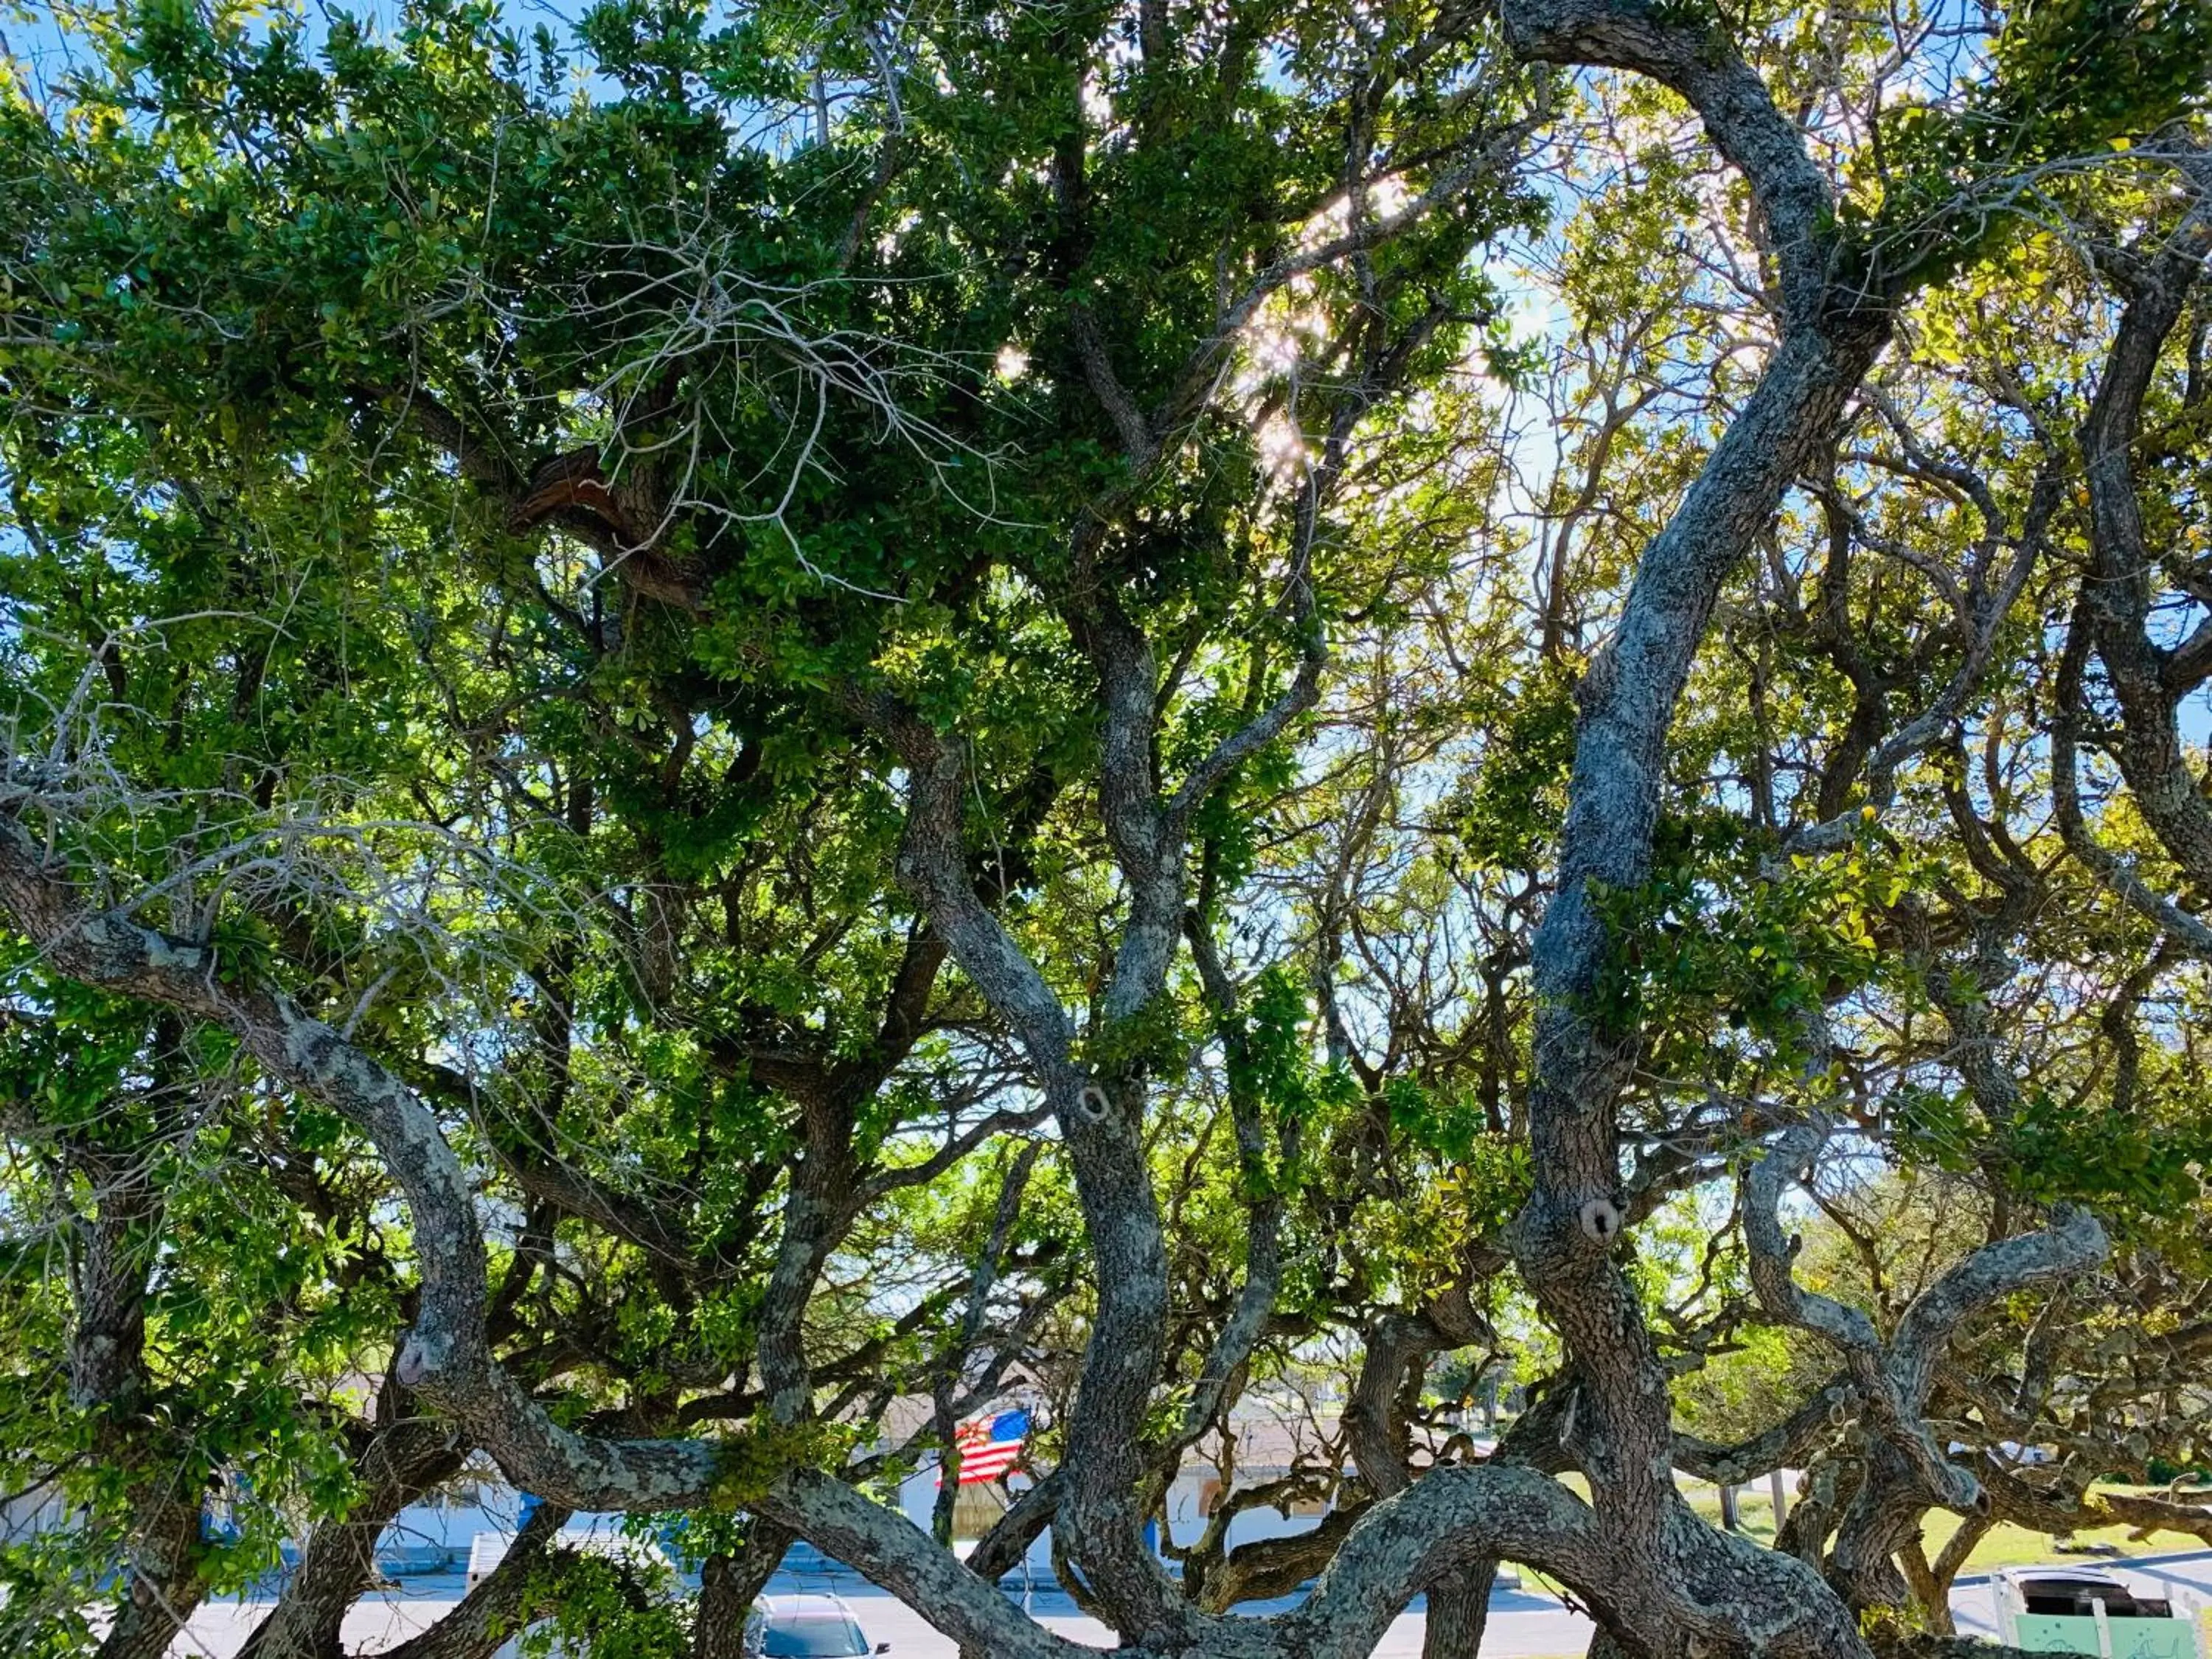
[1669,1481,2212,1573]
[1501,1472,2208,1651]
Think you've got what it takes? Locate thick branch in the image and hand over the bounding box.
[0,820,720,1509]
[1499,0,1834,319]
[376,1500,578,1659]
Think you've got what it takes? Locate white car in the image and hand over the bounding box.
[744,1593,890,1658]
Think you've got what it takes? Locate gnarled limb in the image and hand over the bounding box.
[1742,1122,2107,1607]
[1500,0,1834,321]
[694,1523,795,1659]
[1978,1464,2212,1550]
[962,1470,1062,1584]
[1509,242,1891,1659]
[2074,166,2212,894]
[754,1470,1091,1659]
[376,1500,577,1659]
[1745,1125,2104,1517]
[0,819,721,1509]
[1276,1463,1604,1659]
[236,1407,462,1659]
[1673,1375,1857,1486]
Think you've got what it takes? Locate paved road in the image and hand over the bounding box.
[169,1551,2212,1658]
[168,1580,1596,1659]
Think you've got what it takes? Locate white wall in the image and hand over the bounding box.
[381,1486,526,1568]
[890,1463,1324,1582]
[383,1463,1324,1583]
[1161,1471,1324,1551]
[894,1464,1056,1581]
[1,1481,72,1543]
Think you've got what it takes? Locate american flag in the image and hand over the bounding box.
[940,1409,1030,1486]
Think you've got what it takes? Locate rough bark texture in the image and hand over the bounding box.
[693,1524,794,1659]
[1420,1579,1493,1659]
[376,1501,577,1659]
[1489,4,1905,1649]
[2070,170,2212,933]
[65,1088,213,1659]
[93,1492,206,1659]
[237,1408,463,1659]
[1741,1121,2105,1613]
[1,6,2153,1656]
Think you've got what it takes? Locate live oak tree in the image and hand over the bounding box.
[1,0,2210,1657]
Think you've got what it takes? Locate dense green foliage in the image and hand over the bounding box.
[0,0,2208,1652]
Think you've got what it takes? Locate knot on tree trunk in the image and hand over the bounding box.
[394,1329,455,1390]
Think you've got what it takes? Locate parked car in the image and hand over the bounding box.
[745,1593,890,1657]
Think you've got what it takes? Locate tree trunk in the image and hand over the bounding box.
[70,1085,212,1659]
[1422,1569,1496,1659]
[94,1490,207,1659]
[1898,1512,1992,1636]
[237,1415,461,1659]
[693,1523,793,1659]
[377,1502,576,1659]
[1829,1444,1941,1613]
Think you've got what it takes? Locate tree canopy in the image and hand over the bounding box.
[1,0,2211,1655]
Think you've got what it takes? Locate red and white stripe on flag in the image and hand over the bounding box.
[939,1408,1029,1486]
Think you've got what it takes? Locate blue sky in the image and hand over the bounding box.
[2,0,592,100]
